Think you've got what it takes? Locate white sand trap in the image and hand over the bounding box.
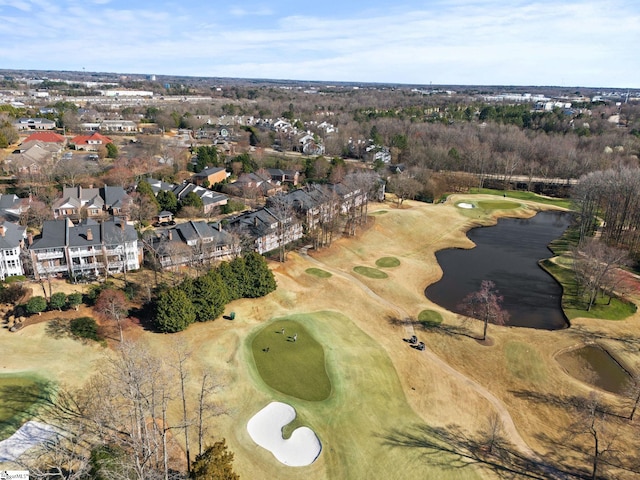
[457,202,475,209]
[0,421,57,463]
[247,402,321,467]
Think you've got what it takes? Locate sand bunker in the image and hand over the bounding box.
[0,421,57,463]
[457,202,475,209]
[247,402,321,467]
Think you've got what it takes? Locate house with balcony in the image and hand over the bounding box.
[52,186,130,220]
[29,217,140,281]
[0,221,27,280]
[151,220,238,269]
[227,207,303,255]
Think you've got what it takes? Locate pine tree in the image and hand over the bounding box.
[190,439,239,480]
[155,288,196,333]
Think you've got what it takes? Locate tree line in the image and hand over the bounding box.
[154,252,276,332]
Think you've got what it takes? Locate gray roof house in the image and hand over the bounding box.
[152,220,238,269]
[29,217,140,280]
[52,186,130,220]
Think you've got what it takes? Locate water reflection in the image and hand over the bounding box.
[425,211,571,330]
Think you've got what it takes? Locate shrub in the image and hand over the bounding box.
[26,296,47,315]
[0,283,28,303]
[49,292,67,311]
[69,317,99,341]
[67,293,83,310]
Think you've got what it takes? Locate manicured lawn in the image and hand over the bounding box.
[503,342,548,385]
[353,266,388,279]
[540,259,637,320]
[0,373,52,440]
[469,188,573,209]
[418,309,443,327]
[305,268,332,278]
[476,200,520,210]
[375,257,400,268]
[250,319,331,401]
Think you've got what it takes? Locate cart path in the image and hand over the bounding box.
[298,247,544,465]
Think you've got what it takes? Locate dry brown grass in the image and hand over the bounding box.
[2,194,639,478]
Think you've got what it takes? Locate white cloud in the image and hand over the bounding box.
[1,0,638,87]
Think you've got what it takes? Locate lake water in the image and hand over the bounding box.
[425,211,572,330]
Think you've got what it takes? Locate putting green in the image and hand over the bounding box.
[375,257,400,268]
[353,266,388,279]
[305,268,332,278]
[476,200,519,210]
[0,373,52,440]
[251,319,331,401]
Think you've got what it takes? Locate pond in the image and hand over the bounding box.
[425,211,571,330]
[557,345,632,394]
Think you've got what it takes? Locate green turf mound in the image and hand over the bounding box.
[305,268,332,278]
[251,319,331,401]
[375,257,400,268]
[353,266,389,279]
[418,310,443,327]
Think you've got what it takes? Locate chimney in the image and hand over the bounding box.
[253,217,258,227]
[168,230,173,241]
[120,220,125,231]
[86,228,93,241]
[0,225,5,237]
[27,233,33,246]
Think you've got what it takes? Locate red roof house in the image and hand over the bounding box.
[23,131,67,144]
[71,132,112,151]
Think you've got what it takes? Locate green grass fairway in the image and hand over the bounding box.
[251,319,331,401]
[0,373,52,440]
[375,257,400,268]
[353,266,388,279]
[476,200,519,210]
[541,259,637,320]
[245,311,481,480]
[503,342,548,385]
[418,309,443,327]
[469,188,573,209]
[305,268,332,278]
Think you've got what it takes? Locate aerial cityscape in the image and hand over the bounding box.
[1,1,640,479]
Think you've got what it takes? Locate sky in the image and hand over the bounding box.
[1,0,638,88]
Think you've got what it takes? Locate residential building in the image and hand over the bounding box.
[71,132,113,151]
[29,217,140,281]
[192,166,229,187]
[171,183,228,215]
[267,168,300,186]
[0,194,29,221]
[0,221,26,280]
[226,172,282,198]
[151,220,238,269]
[13,118,56,130]
[52,186,130,220]
[100,120,138,132]
[5,140,62,175]
[22,131,67,145]
[227,207,303,255]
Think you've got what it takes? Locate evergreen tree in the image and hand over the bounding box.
[190,439,239,480]
[156,190,178,214]
[49,292,67,311]
[192,273,228,322]
[217,261,241,301]
[155,288,196,332]
[244,252,277,298]
[228,256,249,298]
